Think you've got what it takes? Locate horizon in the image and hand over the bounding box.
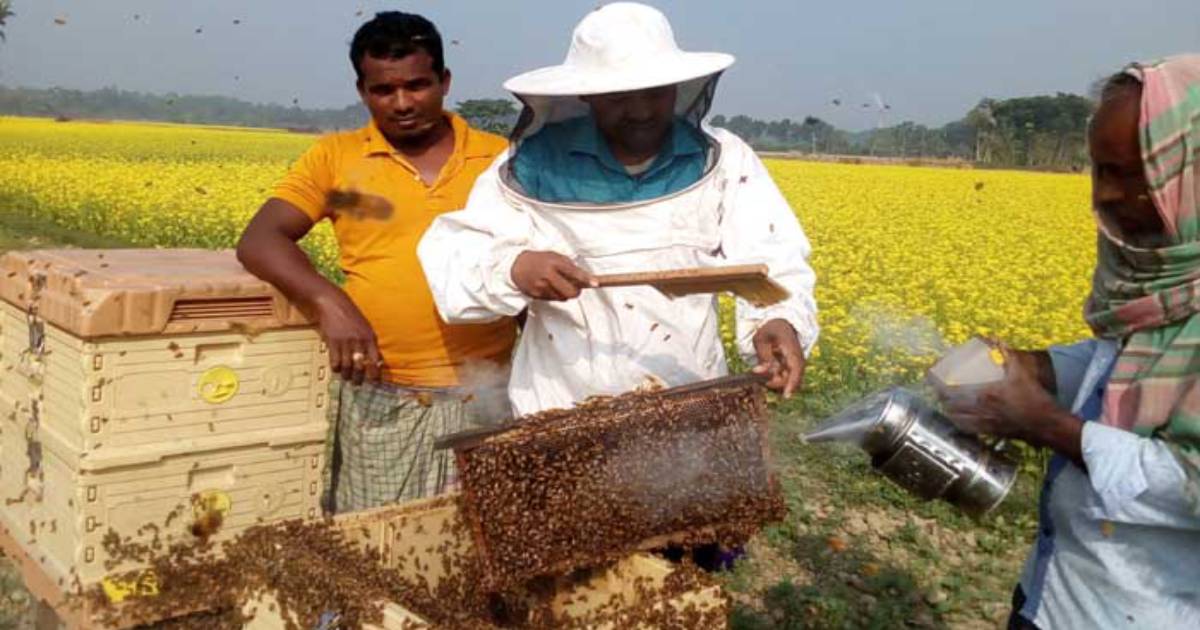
[0,1,1197,132]
[0,82,1088,134]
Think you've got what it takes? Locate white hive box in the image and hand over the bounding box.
[0,249,330,587]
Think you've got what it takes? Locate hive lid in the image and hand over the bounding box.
[0,249,312,338]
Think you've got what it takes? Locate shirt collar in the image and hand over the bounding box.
[362,112,492,159]
[567,117,705,175]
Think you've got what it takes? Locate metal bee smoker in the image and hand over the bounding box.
[805,387,1017,518]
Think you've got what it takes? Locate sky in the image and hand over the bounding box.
[1,0,1198,130]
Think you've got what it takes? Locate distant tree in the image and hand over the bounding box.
[940,119,976,159]
[964,99,999,163]
[0,0,14,42]
[713,113,851,154]
[455,98,518,135]
[799,116,843,153]
[990,93,1092,167]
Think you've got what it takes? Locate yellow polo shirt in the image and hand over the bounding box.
[272,113,516,387]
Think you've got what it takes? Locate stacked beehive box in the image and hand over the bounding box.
[0,249,330,590]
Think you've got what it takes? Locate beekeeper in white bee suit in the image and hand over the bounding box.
[418,2,819,416]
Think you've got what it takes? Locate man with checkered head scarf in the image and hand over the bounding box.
[419,2,819,416]
[939,55,1200,628]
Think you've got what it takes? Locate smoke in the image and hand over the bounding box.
[596,422,770,529]
[850,303,948,358]
[456,359,513,426]
[802,304,951,427]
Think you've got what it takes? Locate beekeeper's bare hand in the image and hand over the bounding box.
[944,346,1082,462]
[312,289,384,385]
[511,251,598,301]
[751,319,806,399]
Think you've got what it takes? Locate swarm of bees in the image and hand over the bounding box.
[81,493,725,629]
[454,377,787,589]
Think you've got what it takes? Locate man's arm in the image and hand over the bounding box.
[419,159,547,323]
[946,341,1200,527]
[237,199,382,383]
[716,133,820,398]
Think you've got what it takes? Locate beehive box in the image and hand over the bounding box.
[243,495,728,629]
[452,374,787,590]
[0,249,329,588]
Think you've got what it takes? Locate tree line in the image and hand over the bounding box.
[0,85,523,137]
[0,84,1094,169]
[711,93,1094,170]
[0,85,367,132]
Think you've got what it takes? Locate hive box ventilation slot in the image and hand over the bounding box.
[169,297,274,323]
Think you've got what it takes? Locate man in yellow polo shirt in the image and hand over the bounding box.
[237,12,515,513]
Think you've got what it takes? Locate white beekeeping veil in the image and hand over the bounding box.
[498,2,734,205]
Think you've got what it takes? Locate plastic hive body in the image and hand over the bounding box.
[0,249,330,588]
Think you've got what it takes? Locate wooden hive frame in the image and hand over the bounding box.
[243,495,728,629]
[451,374,786,590]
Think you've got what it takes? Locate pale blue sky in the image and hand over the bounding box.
[1,1,1197,129]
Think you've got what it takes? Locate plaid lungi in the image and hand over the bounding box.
[327,379,498,514]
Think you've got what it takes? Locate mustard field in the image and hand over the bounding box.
[0,116,1096,398]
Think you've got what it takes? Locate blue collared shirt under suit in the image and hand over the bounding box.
[1011,339,1200,628]
[510,116,707,203]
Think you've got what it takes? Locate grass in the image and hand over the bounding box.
[0,217,1040,628]
[0,206,131,251]
[721,392,1039,629]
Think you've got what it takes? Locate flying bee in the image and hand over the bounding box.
[324,189,395,221]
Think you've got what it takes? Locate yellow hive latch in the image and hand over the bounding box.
[198,365,239,404]
[101,569,159,603]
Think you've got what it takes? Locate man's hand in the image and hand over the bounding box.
[312,289,385,385]
[511,251,598,301]
[237,199,385,385]
[943,345,1083,463]
[751,318,806,398]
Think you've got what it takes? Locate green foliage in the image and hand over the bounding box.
[711,92,1095,170]
[455,98,518,136]
[976,93,1094,169]
[711,114,854,154]
[0,0,13,42]
[0,88,521,138]
[0,80,1095,170]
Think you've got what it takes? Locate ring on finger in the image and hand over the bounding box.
[351,351,366,365]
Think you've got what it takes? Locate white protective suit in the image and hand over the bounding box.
[418,81,819,416]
